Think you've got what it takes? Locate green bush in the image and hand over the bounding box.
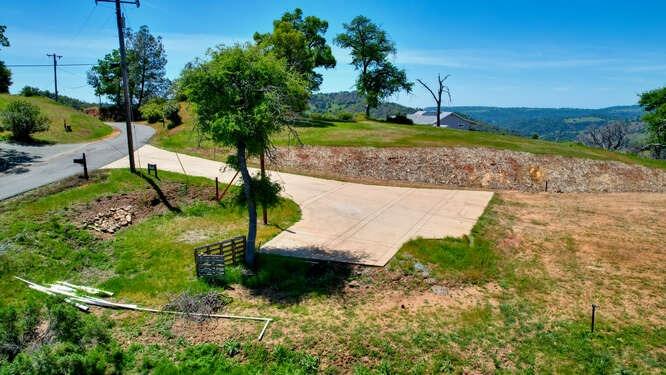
[139,100,164,124]
[0,99,49,140]
[163,101,182,128]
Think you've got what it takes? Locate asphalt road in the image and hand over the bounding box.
[0,123,154,201]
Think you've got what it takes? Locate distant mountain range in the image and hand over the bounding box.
[309,91,645,141]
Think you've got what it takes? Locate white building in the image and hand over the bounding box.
[407,110,479,129]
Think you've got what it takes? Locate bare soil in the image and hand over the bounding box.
[70,181,216,237]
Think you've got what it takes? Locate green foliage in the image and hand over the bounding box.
[308,90,416,119]
[639,86,666,145]
[335,16,412,116]
[254,8,336,91]
[0,25,9,49]
[140,99,181,127]
[0,99,49,140]
[139,99,165,123]
[181,44,309,154]
[0,61,10,94]
[0,303,40,361]
[87,25,169,114]
[234,174,282,209]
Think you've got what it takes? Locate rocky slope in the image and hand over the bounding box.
[271,146,666,193]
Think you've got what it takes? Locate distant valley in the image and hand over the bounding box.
[309,91,646,142]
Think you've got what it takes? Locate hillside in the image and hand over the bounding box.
[309,91,417,119]
[0,94,113,143]
[439,105,645,141]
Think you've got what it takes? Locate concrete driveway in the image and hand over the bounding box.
[105,145,493,266]
[0,123,154,200]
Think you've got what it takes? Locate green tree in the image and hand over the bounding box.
[254,8,336,91]
[335,16,412,118]
[0,61,11,93]
[87,26,168,115]
[639,87,666,146]
[180,45,308,265]
[0,25,9,49]
[0,100,49,141]
[126,25,169,107]
[0,25,11,94]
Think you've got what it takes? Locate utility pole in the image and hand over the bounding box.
[95,0,139,172]
[46,53,62,101]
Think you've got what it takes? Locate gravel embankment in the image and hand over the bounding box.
[272,146,666,193]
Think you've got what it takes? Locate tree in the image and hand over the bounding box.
[579,122,628,151]
[416,74,451,127]
[126,25,169,108]
[0,100,49,141]
[180,45,309,266]
[254,8,336,91]
[639,87,666,146]
[335,16,412,117]
[0,25,11,94]
[87,26,169,117]
[0,61,11,94]
[0,25,9,49]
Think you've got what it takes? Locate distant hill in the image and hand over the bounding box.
[433,105,645,141]
[309,91,417,119]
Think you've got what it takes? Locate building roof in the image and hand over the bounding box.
[406,110,454,125]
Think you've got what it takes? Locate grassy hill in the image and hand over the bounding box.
[150,104,665,170]
[0,94,113,143]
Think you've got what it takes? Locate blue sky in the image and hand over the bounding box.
[2,0,665,108]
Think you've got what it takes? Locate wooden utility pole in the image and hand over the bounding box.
[46,53,62,101]
[95,0,139,172]
[417,74,451,127]
[260,151,268,225]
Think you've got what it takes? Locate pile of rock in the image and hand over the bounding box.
[273,146,666,193]
[84,205,134,233]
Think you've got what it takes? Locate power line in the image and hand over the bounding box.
[6,63,94,67]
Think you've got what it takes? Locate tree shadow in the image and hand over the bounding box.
[0,148,41,174]
[209,252,359,305]
[138,172,182,213]
[292,119,335,128]
[4,137,55,146]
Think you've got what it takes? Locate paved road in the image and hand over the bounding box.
[0,123,154,201]
[105,145,493,266]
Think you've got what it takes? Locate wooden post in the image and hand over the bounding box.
[260,151,268,225]
[215,177,219,200]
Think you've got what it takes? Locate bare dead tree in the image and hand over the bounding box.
[579,122,629,150]
[416,74,451,127]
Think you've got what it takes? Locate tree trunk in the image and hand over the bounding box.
[436,102,441,127]
[365,104,370,118]
[236,141,256,267]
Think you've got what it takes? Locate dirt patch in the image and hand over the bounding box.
[493,192,666,324]
[70,181,216,237]
[272,146,666,193]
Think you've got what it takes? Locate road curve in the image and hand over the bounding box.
[0,122,154,201]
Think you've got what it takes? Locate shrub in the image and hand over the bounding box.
[163,101,182,128]
[139,100,164,124]
[19,86,44,97]
[0,99,49,140]
[386,114,413,125]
